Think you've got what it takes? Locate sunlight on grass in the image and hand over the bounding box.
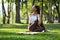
[51,29,60,33]
[0,28,27,32]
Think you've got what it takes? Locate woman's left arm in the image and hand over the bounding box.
[37,14,42,26]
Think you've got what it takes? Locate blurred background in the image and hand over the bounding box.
[0,0,60,24]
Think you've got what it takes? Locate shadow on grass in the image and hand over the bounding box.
[44,24,60,30]
[0,37,29,40]
[0,24,28,29]
[0,23,60,30]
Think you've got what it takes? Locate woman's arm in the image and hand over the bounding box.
[37,14,42,26]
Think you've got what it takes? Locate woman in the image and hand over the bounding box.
[28,5,47,32]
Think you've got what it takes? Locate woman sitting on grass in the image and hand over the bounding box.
[28,5,47,32]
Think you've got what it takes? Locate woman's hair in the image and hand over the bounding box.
[35,5,40,14]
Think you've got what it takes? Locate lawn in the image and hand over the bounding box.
[0,23,60,40]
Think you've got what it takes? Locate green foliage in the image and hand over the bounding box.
[6,0,15,3]
[1,0,60,23]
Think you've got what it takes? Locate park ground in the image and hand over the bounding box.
[0,23,60,40]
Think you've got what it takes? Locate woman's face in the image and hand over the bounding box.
[32,6,37,12]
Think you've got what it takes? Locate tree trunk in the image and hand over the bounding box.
[2,0,6,24]
[32,0,35,6]
[47,3,54,23]
[52,9,54,23]
[7,0,11,24]
[40,0,43,23]
[55,2,60,23]
[25,0,28,24]
[22,0,23,8]
[11,2,14,24]
[15,0,21,23]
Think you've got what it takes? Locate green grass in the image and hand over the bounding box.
[0,23,60,40]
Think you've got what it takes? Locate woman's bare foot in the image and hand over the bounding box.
[44,29,50,32]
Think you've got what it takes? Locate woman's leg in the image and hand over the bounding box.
[33,24,46,32]
[28,25,36,31]
[28,21,38,31]
[33,26,44,32]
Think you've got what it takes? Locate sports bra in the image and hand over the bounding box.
[29,14,38,24]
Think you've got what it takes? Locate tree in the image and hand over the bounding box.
[55,2,60,22]
[15,0,21,23]
[25,0,29,24]
[2,0,6,24]
[7,0,12,24]
[21,0,23,8]
[32,0,35,6]
[40,0,43,23]
[49,0,60,23]
[44,0,54,23]
[11,0,14,24]
[47,3,54,23]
